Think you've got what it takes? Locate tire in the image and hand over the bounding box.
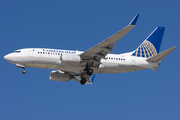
[80,78,86,85]
[22,70,26,74]
[87,68,93,75]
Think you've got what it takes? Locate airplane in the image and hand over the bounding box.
[4,14,177,85]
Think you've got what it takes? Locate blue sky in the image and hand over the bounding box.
[1,0,180,120]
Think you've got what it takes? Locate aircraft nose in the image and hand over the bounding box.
[4,54,12,61]
[4,54,8,60]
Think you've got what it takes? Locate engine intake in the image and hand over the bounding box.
[50,71,72,82]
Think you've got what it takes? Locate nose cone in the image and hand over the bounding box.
[4,54,13,62]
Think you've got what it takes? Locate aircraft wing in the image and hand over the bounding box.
[80,14,139,67]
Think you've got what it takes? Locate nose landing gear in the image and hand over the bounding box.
[15,64,26,74]
[22,69,26,74]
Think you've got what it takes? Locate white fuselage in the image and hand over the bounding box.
[4,48,159,73]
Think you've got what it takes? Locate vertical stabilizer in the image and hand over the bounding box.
[132,27,165,58]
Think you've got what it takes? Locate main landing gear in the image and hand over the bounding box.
[80,62,93,85]
[80,69,93,85]
[84,63,93,76]
[80,78,86,85]
[80,68,92,85]
[80,62,94,85]
[87,68,93,75]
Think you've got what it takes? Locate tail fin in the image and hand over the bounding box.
[132,27,165,58]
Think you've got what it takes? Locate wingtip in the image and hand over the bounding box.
[129,14,139,25]
[171,46,177,50]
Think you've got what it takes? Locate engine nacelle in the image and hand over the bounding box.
[60,54,82,66]
[50,71,72,82]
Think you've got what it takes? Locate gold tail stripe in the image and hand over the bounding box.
[140,46,142,57]
[151,47,157,55]
[142,47,147,58]
[144,46,150,58]
[135,48,138,57]
[146,46,153,57]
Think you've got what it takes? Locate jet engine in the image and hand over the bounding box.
[50,71,73,82]
[60,54,82,66]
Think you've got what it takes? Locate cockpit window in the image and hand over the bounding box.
[13,51,21,53]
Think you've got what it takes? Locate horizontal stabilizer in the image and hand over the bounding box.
[146,46,177,62]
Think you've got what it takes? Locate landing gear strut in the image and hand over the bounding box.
[80,78,87,85]
[15,64,26,74]
[84,62,93,75]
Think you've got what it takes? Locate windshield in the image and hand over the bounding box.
[13,51,21,53]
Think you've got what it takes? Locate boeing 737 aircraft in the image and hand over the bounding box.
[4,14,177,85]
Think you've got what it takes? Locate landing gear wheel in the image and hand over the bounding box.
[80,78,86,85]
[87,68,93,75]
[22,70,26,74]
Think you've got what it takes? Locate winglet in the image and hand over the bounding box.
[129,14,139,25]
